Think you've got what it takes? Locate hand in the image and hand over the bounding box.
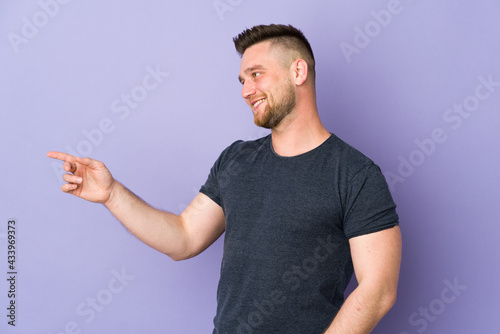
[47,151,116,204]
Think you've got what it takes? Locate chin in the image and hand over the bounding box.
[253,117,275,129]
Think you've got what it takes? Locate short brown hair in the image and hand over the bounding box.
[233,24,316,81]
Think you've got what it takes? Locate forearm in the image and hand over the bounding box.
[324,283,396,334]
[104,181,189,260]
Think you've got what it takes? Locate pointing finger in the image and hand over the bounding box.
[47,151,77,163]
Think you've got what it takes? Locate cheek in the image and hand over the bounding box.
[256,76,274,92]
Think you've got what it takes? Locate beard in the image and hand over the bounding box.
[254,79,296,129]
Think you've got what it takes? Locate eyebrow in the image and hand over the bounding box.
[238,64,266,83]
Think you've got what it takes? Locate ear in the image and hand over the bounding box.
[291,59,308,86]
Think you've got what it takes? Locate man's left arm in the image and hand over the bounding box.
[324,225,402,334]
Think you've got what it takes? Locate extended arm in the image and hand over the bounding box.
[47,151,225,261]
[324,226,402,334]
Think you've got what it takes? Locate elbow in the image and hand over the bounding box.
[168,254,187,262]
[379,287,398,315]
[166,251,189,262]
[166,249,196,262]
[363,280,398,317]
[163,230,195,261]
[387,292,398,311]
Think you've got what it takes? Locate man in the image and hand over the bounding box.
[48,24,401,333]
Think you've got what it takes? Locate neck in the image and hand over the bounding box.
[270,96,330,157]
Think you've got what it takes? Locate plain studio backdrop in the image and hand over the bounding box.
[1,0,499,333]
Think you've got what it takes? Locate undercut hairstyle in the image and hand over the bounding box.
[233,24,316,82]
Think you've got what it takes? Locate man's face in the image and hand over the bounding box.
[238,42,296,129]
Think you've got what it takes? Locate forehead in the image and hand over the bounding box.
[241,40,272,61]
[239,41,281,74]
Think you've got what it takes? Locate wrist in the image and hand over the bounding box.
[104,180,121,209]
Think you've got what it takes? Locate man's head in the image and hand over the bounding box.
[234,24,316,129]
[234,24,315,83]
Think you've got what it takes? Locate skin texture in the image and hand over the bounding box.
[48,38,402,333]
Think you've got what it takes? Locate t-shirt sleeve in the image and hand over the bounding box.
[343,163,399,239]
[200,155,223,207]
[199,141,243,208]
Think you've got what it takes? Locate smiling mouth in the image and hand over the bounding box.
[252,98,266,109]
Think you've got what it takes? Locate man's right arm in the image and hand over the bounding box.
[47,151,225,261]
[105,183,225,260]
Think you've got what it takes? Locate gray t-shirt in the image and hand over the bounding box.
[200,133,399,334]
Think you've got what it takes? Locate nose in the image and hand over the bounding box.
[241,80,256,100]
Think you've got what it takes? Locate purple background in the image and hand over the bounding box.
[1,0,499,333]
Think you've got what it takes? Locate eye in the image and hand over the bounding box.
[252,72,261,78]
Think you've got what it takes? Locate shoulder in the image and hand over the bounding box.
[227,135,267,150]
[213,135,270,167]
[325,133,375,177]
